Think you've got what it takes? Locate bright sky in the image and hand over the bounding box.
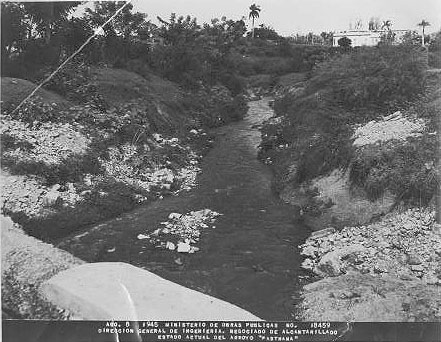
[66,0,441,36]
[129,0,441,36]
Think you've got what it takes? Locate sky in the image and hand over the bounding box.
[66,0,441,36]
[129,0,441,36]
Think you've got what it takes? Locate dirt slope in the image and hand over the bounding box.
[1,77,70,108]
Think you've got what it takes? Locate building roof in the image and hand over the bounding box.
[333,30,382,37]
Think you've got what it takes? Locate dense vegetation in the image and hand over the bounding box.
[1,1,440,234]
[262,44,439,206]
[1,1,338,238]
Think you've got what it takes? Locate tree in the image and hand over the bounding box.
[418,19,430,46]
[84,1,147,40]
[399,30,420,47]
[1,2,28,58]
[429,30,441,51]
[380,20,395,44]
[58,17,94,56]
[368,17,381,31]
[23,1,80,44]
[354,18,363,30]
[248,3,261,38]
[320,31,333,46]
[338,36,352,48]
[250,24,280,40]
[156,13,199,46]
[382,20,392,31]
[84,1,150,64]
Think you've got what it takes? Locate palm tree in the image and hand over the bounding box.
[381,20,392,31]
[23,2,80,44]
[381,20,395,44]
[417,19,430,46]
[248,3,261,38]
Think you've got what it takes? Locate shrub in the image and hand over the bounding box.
[349,134,438,204]
[218,72,246,96]
[20,178,146,240]
[42,58,106,109]
[3,96,62,124]
[299,45,340,71]
[187,85,247,127]
[1,150,102,186]
[306,46,427,110]
[267,45,430,193]
[429,52,441,68]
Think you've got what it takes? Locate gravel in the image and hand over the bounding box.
[138,209,222,253]
[1,117,90,165]
[300,208,441,285]
[352,111,425,146]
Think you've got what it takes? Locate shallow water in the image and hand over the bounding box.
[56,98,310,320]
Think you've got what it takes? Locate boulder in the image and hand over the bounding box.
[315,244,367,277]
[177,242,191,253]
[315,251,342,277]
[42,189,62,207]
[309,227,336,240]
[301,272,441,321]
[300,245,317,258]
[301,258,315,271]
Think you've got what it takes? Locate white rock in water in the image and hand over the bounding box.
[168,213,182,220]
[177,242,191,253]
[166,241,176,250]
[190,129,198,135]
[301,245,317,258]
[309,227,336,240]
[137,234,150,240]
[301,258,314,271]
[152,133,163,142]
[42,190,61,206]
[51,183,61,191]
[151,229,161,236]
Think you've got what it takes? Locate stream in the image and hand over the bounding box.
[56,98,311,320]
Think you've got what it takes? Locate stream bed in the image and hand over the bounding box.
[56,98,311,320]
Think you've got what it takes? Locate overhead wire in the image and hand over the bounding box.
[11,0,133,115]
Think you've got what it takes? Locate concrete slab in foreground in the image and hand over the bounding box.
[41,262,261,321]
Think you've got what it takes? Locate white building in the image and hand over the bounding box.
[333,30,382,47]
[332,29,411,47]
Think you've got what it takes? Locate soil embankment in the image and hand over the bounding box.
[1,66,247,318]
[1,215,84,319]
[259,66,441,321]
[1,67,236,240]
[299,208,441,321]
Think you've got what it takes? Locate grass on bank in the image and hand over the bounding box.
[261,45,439,207]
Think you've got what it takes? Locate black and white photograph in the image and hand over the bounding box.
[1,0,441,341]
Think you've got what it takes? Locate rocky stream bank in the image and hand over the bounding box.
[298,208,441,321]
[2,68,440,322]
[1,69,246,318]
[258,71,441,321]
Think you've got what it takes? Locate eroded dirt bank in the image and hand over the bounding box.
[258,69,441,321]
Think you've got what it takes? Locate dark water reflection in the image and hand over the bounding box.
[56,98,310,320]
